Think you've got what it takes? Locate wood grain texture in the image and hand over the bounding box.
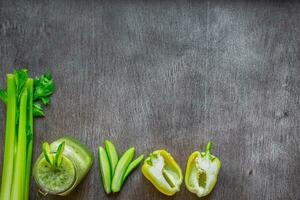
[0,0,299,199]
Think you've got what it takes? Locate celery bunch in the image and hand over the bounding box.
[0,69,55,200]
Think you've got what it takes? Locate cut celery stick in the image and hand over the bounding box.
[24,79,33,200]
[0,75,17,200]
[11,89,28,200]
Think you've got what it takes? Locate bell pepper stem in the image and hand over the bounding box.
[206,141,212,154]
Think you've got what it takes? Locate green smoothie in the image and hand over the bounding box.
[33,136,93,196]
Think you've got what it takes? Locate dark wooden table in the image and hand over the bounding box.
[0,0,299,200]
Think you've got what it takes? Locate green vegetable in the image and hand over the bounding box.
[98,140,143,194]
[122,155,144,183]
[98,147,112,194]
[185,141,221,198]
[33,102,45,117]
[42,141,66,169]
[0,73,55,118]
[0,75,17,200]
[54,141,65,168]
[105,140,118,175]
[0,89,7,103]
[24,79,33,199]
[142,150,183,196]
[111,147,135,192]
[33,73,55,104]
[0,69,55,200]
[11,90,28,200]
[43,142,54,165]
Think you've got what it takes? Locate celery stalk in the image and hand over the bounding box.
[0,70,55,200]
[24,79,33,200]
[11,89,28,200]
[0,75,17,200]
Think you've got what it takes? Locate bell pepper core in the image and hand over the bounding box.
[184,141,221,198]
[142,150,183,196]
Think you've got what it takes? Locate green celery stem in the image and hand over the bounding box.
[24,79,33,200]
[11,90,28,200]
[0,75,17,200]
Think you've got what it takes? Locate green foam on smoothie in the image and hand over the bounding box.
[35,156,76,194]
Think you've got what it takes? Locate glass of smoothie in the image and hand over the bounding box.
[33,136,93,196]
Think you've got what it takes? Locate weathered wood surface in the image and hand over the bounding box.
[0,0,299,200]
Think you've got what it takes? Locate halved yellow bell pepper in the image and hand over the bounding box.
[185,141,221,198]
[142,150,183,196]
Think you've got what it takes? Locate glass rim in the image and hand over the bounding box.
[33,153,77,195]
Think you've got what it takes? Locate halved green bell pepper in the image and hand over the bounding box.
[185,141,221,198]
[142,150,183,196]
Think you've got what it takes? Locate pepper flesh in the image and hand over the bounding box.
[142,150,183,196]
[185,141,221,198]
